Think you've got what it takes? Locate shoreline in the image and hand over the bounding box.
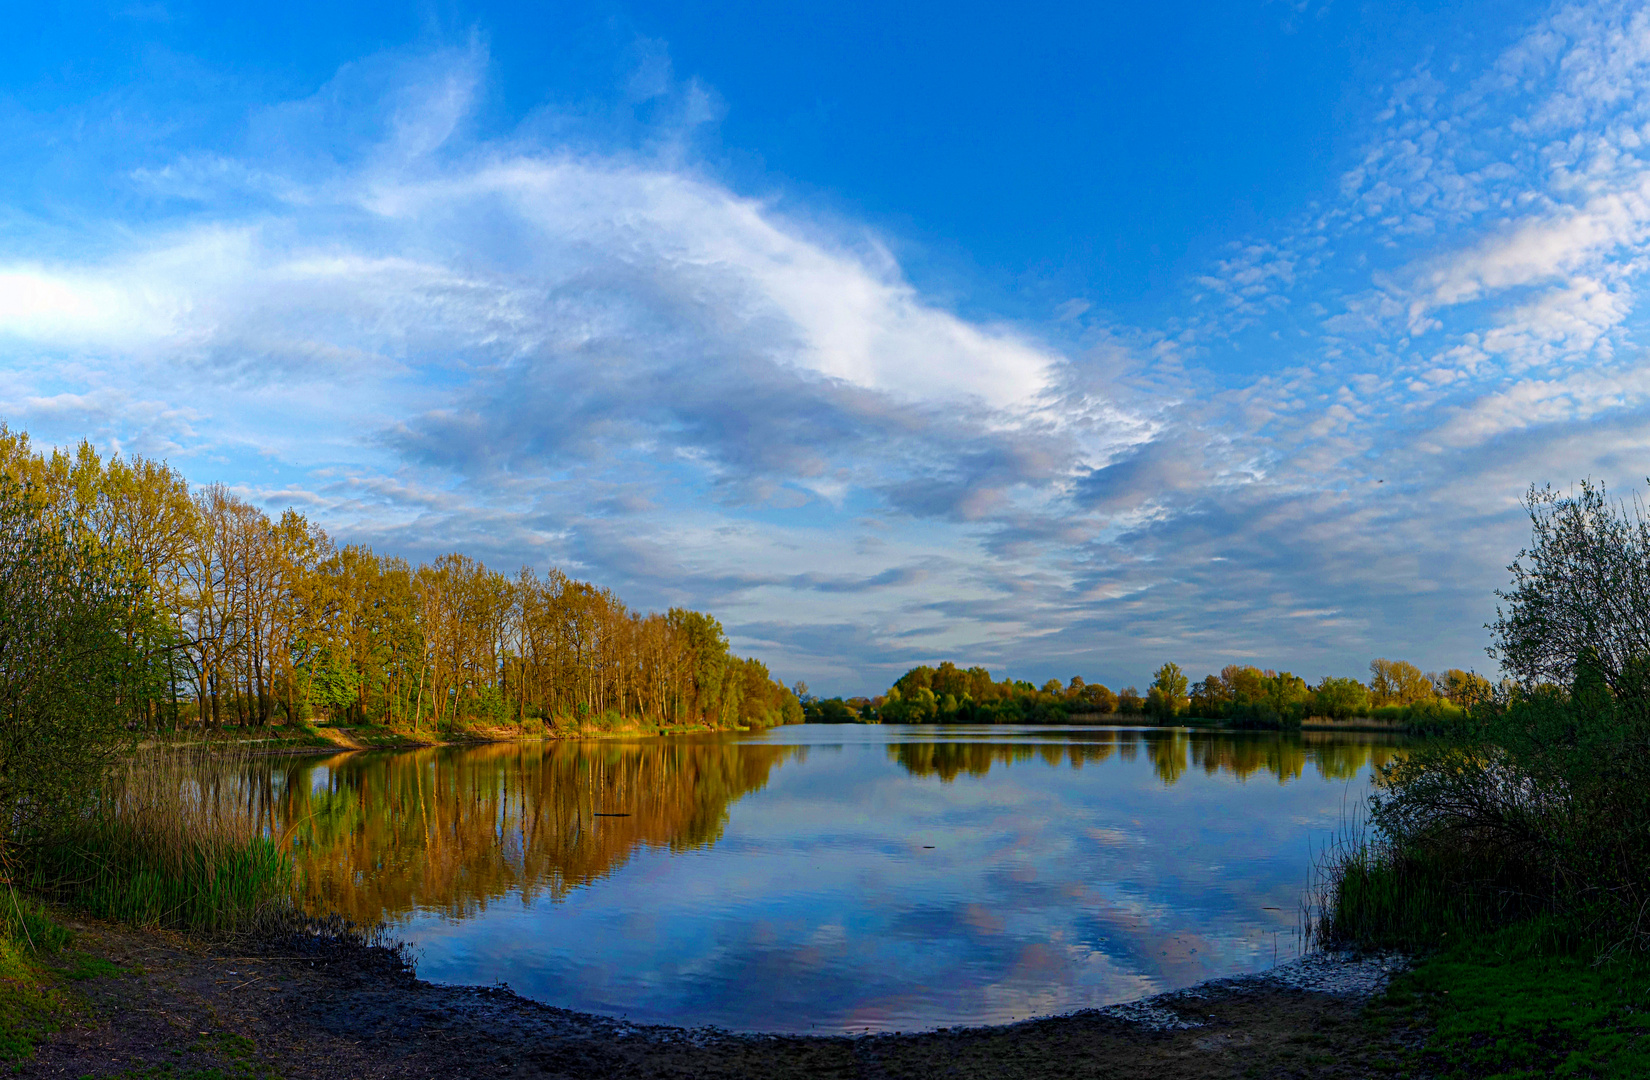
[137,716,1410,758]
[137,719,752,755]
[16,917,1422,1079]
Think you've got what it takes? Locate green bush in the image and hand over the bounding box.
[0,480,146,862]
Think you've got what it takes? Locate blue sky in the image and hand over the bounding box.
[0,0,1642,694]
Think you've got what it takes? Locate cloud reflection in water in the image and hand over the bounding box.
[262,724,1400,1032]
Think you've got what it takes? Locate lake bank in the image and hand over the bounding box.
[12,914,1423,1079]
[137,718,754,755]
[137,714,1409,759]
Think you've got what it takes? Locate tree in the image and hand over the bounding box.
[1080,682,1117,713]
[1261,671,1310,716]
[0,480,143,857]
[1220,664,1267,706]
[1312,677,1369,720]
[1435,668,1494,706]
[1491,480,1650,694]
[1368,659,1433,706]
[1147,663,1188,718]
[1189,675,1228,717]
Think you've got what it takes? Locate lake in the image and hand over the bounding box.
[256,724,1400,1033]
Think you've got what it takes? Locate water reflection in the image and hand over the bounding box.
[225,725,1403,1032]
[889,728,1399,785]
[270,739,805,923]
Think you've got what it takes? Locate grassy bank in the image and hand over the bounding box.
[0,896,93,1066]
[0,923,63,1065]
[1373,920,1650,1078]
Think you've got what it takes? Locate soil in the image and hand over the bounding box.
[16,920,1427,1080]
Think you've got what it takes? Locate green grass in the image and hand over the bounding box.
[0,894,72,1065]
[1376,919,1650,1078]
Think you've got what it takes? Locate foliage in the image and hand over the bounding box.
[873,654,1491,732]
[1310,676,1369,721]
[1321,673,1650,951]
[1367,657,1434,706]
[803,697,864,723]
[874,662,1129,723]
[1144,662,1188,719]
[0,421,800,734]
[0,477,146,863]
[1323,478,1650,958]
[1490,479,1650,694]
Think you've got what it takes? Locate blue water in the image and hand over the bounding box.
[284,724,1395,1032]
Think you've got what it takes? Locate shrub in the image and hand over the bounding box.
[0,480,145,863]
[1323,481,1650,952]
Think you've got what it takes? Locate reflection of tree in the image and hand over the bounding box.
[249,739,804,923]
[890,731,1403,787]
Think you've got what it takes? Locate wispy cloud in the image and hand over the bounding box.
[5,5,1650,692]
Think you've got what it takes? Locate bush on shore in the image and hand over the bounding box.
[0,479,146,868]
[1315,481,1650,1076]
[1321,481,1650,954]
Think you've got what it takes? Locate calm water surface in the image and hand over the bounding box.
[259,724,1400,1033]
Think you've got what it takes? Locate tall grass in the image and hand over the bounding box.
[17,746,292,933]
[1311,834,1550,954]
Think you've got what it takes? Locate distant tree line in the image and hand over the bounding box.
[0,424,801,733]
[798,657,1494,730]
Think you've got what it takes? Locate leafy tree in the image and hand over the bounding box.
[1261,670,1310,717]
[1490,479,1650,693]
[933,662,970,699]
[1146,663,1188,718]
[1367,658,1433,706]
[1076,681,1117,713]
[1435,668,1494,706]
[0,480,145,858]
[894,666,935,697]
[1312,676,1369,720]
[1188,674,1225,717]
[1220,664,1267,706]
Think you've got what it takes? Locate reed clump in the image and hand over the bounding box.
[17,746,292,934]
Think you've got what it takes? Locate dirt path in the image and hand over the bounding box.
[19,920,1425,1079]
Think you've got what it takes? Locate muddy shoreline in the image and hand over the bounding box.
[20,918,1424,1079]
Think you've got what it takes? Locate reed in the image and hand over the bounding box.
[17,746,292,933]
[1311,836,1535,953]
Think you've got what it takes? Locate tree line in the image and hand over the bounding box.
[803,656,1494,729]
[0,424,801,733]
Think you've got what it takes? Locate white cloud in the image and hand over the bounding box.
[11,3,1650,692]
